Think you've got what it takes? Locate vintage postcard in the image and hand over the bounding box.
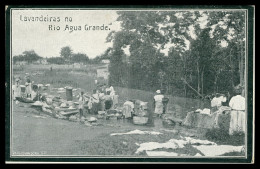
[5,6,255,163]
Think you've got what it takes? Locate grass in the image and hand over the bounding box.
[67,131,188,156]
[205,128,245,146]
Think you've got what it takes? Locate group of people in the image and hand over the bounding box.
[210,85,246,135]
[77,83,118,119]
[13,74,246,135]
[152,85,246,135]
[12,76,38,101]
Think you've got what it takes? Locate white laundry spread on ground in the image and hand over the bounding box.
[193,145,244,156]
[146,151,180,156]
[195,153,203,156]
[32,115,47,119]
[135,136,217,154]
[184,137,217,145]
[110,129,162,136]
[135,139,187,154]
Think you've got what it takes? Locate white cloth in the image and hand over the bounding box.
[105,87,111,93]
[13,84,21,98]
[109,86,115,96]
[154,94,164,102]
[31,90,37,99]
[154,94,164,114]
[229,110,246,135]
[229,95,245,111]
[123,101,135,118]
[201,108,211,115]
[78,95,85,109]
[124,101,135,110]
[25,82,32,96]
[109,86,114,92]
[88,99,93,109]
[92,93,99,103]
[211,96,227,108]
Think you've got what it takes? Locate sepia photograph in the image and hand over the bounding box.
[5,6,254,163]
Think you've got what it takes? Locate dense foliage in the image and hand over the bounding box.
[46,57,66,65]
[13,50,42,64]
[107,11,246,98]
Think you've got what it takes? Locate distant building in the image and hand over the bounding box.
[73,63,81,68]
[101,59,110,64]
[33,58,48,65]
[40,58,48,65]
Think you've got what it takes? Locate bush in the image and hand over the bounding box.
[47,57,66,65]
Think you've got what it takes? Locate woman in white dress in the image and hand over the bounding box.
[13,78,21,100]
[153,90,164,117]
[25,78,32,98]
[229,86,246,135]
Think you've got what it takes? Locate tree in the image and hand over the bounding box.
[13,54,25,64]
[206,11,246,87]
[60,46,73,60]
[22,50,42,64]
[107,10,246,98]
[71,53,89,64]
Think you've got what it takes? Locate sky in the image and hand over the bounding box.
[11,10,121,58]
[11,10,232,59]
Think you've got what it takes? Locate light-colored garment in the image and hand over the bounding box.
[98,93,105,99]
[124,101,135,110]
[78,95,85,109]
[13,84,21,98]
[154,94,164,115]
[88,99,93,109]
[25,82,32,96]
[110,86,114,92]
[112,95,119,105]
[229,110,246,135]
[228,95,246,135]
[154,94,164,102]
[109,86,115,96]
[200,108,211,115]
[211,96,227,108]
[31,90,37,100]
[92,93,99,103]
[229,95,245,111]
[105,87,111,93]
[123,101,135,118]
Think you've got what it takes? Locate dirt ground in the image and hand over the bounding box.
[11,101,209,156]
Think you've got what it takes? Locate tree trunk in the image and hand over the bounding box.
[183,56,187,97]
[240,55,244,86]
[239,41,245,86]
[229,48,235,88]
[197,61,200,95]
[213,72,219,94]
[182,78,203,98]
[201,66,205,96]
